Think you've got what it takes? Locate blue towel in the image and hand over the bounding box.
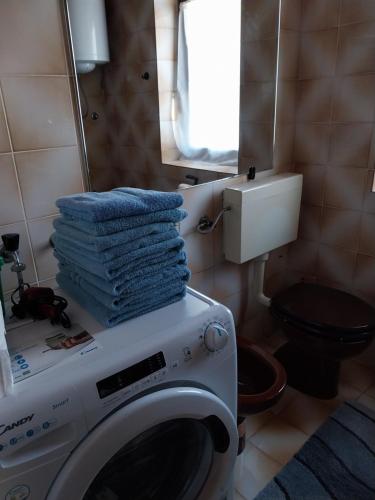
[56,187,183,222]
[57,252,188,296]
[53,218,176,252]
[60,208,187,236]
[57,273,186,327]
[52,228,179,262]
[59,266,190,311]
[54,238,185,279]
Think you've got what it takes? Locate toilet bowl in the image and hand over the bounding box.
[237,335,287,415]
[271,283,375,399]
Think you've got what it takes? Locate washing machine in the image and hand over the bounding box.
[0,288,238,500]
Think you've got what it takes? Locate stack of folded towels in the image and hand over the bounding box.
[52,187,190,328]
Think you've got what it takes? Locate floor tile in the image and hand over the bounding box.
[279,393,336,435]
[270,386,299,415]
[365,384,375,399]
[358,394,375,412]
[236,443,282,499]
[341,360,375,392]
[245,411,273,438]
[336,382,362,402]
[250,416,309,465]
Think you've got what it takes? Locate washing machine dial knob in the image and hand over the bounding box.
[204,323,228,352]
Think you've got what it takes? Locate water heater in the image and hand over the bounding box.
[67,0,110,74]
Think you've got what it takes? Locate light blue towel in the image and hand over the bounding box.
[52,228,179,262]
[56,187,183,222]
[54,238,185,279]
[60,208,187,236]
[53,218,176,252]
[59,266,190,311]
[57,272,186,328]
[57,252,188,296]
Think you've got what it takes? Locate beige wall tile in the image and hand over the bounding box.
[296,79,333,123]
[0,221,36,292]
[294,124,331,165]
[320,207,361,252]
[317,244,357,286]
[0,154,24,225]
[359,213,375,257]
[278,31,300,80]
[0,0,66,75]
[337,22,375,76]
[2,76,77,151]
[341,0,375,25]
[299,30,338,79]
[363,171,375,214]
[0,98,10,153]
[329,124,372,168]
[243,39,278,82]
[280,0,301,30]
[188,269,214,297]
[15,146,83,219]
[184,231,214,274]
[295,164,327,206]
[353,254,375,301]
[28,216,58,281]
[301,0,340,31]
[298,204,322,241]
[288,239,319,274]
[241,82,275,122]
[332,75,375,122]
[242,0,279,41]
[324,166,367,210]
[180,183,214,237]
[213,261,251,301]
[154,0,177,29]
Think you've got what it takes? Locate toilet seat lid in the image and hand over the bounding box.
[271,283,375,336]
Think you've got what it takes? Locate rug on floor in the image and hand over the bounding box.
[255,401,375,500]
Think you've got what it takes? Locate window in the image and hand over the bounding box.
[173,0,241,166]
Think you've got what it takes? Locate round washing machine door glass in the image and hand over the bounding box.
[47,387,238,500]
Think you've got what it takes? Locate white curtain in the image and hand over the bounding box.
[173,0,241,166]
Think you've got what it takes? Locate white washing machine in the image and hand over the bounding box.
[0,288,238,500]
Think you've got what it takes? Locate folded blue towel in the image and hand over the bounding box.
[60,208,187,236]
[57,252,188,295]
[57,272,186,327]
[52,228,179,262]
[59,266,190,311]
[53,234,185,278]
[53,218,176,252]
[56,187,183,222]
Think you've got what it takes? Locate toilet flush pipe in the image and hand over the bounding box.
[253,253,271,307]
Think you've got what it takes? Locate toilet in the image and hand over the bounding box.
[237,336,287,415]
[271,283,375,399]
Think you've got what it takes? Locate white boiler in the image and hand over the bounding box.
[67,0,110,74]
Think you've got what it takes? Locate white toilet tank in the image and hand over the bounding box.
[223,173,302,264]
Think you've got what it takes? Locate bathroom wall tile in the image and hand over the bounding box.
[213,261,251,301]
[300,0,340,31]
[188,269,214,297]
[241,123,273,169]
[294,124,331,165]
[320,207,361,252]
[0,154,24,226]
[184,231,214,274]
[280,0,301,30]
[317,244,357,286]
[250,417,308,465]
[1,76,77,151]
[296,79,333,123]
[324,166,367,210]
[0,99,10,153]
[243,39,278,82]
[278,31,300,80]
[138,29,158,62]
[15,146,83,219]
[298,204,322,241]
[332,75,375,123]
[353,254,375,300]
[245,412,274,438]
[242,0,279,41]
[28,216,57,281]
[236,443,282,499]
[241,82,275,122]
[79,68,105,99]
[156,60,175,92]
[0,221,36,293]
[0,0,66,75]
[295,164,327,206]
[329,124,372,168]
[276,81,297,123]
[273,124,295,170]
[363,171,375,214]
[280,393,336,435]
[299,30,338,79]
[180,183,214,237]
[337,22,375,76]
[154,0,177,29]
[359,213,375,257]
[155,28,176,61]
[287,239,319,274]
[340,0,375,25]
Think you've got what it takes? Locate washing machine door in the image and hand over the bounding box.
[47,387,238,500]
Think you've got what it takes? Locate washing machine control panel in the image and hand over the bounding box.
[204,322,229,352]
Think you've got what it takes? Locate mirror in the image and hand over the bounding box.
[64,0,279,191]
